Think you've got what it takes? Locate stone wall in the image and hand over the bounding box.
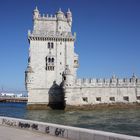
[64,76,140,106]
[65,87,140,105]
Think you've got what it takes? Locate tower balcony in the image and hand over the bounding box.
[74,59,79,68]
[74,63,79,68]
[47,62,55,66]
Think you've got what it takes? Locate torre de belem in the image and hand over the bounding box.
[25,7,140,109]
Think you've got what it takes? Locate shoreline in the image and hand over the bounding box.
[27,102,140,110]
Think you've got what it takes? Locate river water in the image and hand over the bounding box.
[0,102,140,137]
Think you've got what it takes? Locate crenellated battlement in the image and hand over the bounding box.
[31,7,73,37]
[35,14,57,21]
[75,75,140,87]
[34,13,69,22]
[33,7,72,22]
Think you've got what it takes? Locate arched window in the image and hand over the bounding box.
[45,56,55,71]
[48,42,50,48]
[52,58,54,63]
[63,76,66,81]
[74,60,78,64]
[48,58,51,62]
[51,42,54,48]
[28,57,30,63]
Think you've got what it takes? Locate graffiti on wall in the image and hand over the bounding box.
[2,119,38,130]
[18,122,38,130]
[55,128,65,137]
[2,119,17,127]
[1,118,67,138]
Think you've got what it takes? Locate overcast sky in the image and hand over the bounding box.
[0,0,140,91]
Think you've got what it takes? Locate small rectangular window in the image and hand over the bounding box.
[82,97,88,102]
[96,97,101,102]
[50,66,52,71]
[137,96,140,100]
[123,96,129,101]
[110,97,115,101]
[46,66,55,71]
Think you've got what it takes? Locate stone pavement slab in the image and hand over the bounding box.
[0,125,67,140]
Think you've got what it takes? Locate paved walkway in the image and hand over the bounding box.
[0,125,67,140]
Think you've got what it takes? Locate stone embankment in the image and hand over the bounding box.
[27,103,140,110]
[65,103,140,111]
[0,116,139,140]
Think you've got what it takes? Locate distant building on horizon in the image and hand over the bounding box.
[25,7,140,109]
[0,92,24,97]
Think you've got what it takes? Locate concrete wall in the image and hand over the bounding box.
[0,116,139,140]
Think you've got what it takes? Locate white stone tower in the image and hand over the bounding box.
[25,7,79,109]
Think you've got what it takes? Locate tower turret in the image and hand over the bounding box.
[25,64,34,90]
[33,6,40,19]
[131,73,137,83]
[66,8,72,26]
[56,8,64,20]
[63,65,74,87]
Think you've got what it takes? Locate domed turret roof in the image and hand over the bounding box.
[56,8,64,14]
[26,65,34,73]
[132,73,137,79]
[56,8,64,20]
[112,74,117,79]
[63,65,72,75]
[67,8,72,14]
[34,6,39,12]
